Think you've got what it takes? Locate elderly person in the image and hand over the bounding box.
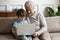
[25,1,51,40]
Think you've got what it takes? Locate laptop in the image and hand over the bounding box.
[16,24,35,35]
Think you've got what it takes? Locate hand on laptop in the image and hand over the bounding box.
[33,32,38,38]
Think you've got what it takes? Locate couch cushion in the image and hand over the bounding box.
[0,34,16,40]
[46,16,60,32]
[50,33,60,40]
[0,17,17,34]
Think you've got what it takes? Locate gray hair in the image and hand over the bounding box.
[25,1,35,8]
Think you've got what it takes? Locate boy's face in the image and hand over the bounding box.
[18,16,26,21]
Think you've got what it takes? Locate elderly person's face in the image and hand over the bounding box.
[25,5,35,16]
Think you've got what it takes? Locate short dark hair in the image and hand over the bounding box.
[16,9,27,17]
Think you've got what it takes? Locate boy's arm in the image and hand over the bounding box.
[12,27,17,37]
[12,27,16,34]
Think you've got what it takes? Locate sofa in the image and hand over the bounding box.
[0,17,17,40]
[46,16,60,40]
[0,16,60,40]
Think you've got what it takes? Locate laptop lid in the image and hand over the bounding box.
[16,24,35,35]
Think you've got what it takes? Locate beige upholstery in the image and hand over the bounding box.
[0,34,14,39]
[0,16,60,40]
[0,17,17,40]
[0,17,17,33]
[46,16,60,33]
[50,33,60,40]
[45,16,60,40]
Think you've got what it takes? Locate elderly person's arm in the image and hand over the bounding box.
[37,13,47,35]
[33,13,47,37]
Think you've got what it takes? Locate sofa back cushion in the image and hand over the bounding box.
[46,16,60,33]
[0,16,60,33]
[0,17,17,34]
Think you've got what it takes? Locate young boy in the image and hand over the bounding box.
[12,9,32,40]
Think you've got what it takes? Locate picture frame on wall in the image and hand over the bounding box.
[7,5,23,12]
[0,5,6,12]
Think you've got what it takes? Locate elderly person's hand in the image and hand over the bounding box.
[33,32,38,38]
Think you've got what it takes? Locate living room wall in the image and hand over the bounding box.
[0,0,60,16]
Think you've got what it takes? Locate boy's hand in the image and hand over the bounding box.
[33,32,38,37]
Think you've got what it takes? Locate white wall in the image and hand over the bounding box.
[37,0,60,16]
[0,0,37,5]
[0,0,60,16]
